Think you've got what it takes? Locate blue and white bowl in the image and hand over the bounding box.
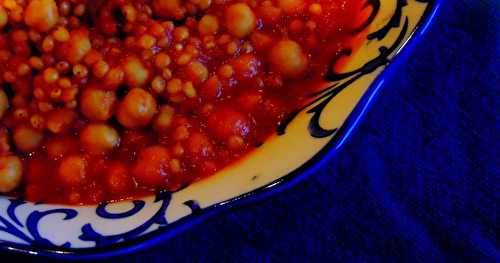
[0,0,441,259]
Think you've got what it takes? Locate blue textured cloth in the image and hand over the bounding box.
[3,1,499,262]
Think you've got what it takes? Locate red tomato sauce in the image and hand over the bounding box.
[0,0,366,204]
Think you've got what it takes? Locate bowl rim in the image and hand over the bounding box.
[0,0,442,259]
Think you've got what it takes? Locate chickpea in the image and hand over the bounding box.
[226,41,238,55]
[9,6,23,24]
[218,64,234,78]
[117,88,157,129]
[46,108,76,134]
[200,75,222,99]
[278,0,306,14]
[207,107,251,141]
[42,36,55,52]
[154,105,175,131]
[225,3,256,37]
[43,67,59,84]
[139,34,156,49]
[153,0,186,20]
[45,136,79,159]
[80,88,117,121]
[231,54,260,80]
[93,60,109,78]
[59,1,71,16]
[122,5,137,22]
[184,61,208,85]
[0,7,7,30]
[0,89,9,120]
[62,29,91,63]
[183,81,197,98]
[29,56,44,70]
[176,53,192,65]
[269,40,308,79]
[169,159,182,173]
[80,124,120,155]
[30,114,45,129]
[24,0,59,32]
[0,155,23,193]
[84,49,103,65]
[194,0,212,9]
[58,155,87,187]
[13,126,44,152]
[173,125,189,141]
[3,71,16,83]
[72,64,88,78]
[166,78,182,94]
[55,61,70,74]
[154,53,171,69]
[106,162,133,194]
[132,145,171,187]
[198,15,219,35]
[105,67,125,89]
[186,132,213,157]
[173,26,189,42]
[123,57,149,87]
[258,1,282,23]
[308,3,322,15]
[53,26,70,42]
[53,79,69,94]
[151,76,166,94]
[73,4,86,17]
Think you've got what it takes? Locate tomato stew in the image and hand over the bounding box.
[0,0,365,204]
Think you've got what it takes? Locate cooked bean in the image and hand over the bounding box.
[58,155,87,187]
[80,88,117,121]
[0,89,9,120]
[80,124,120,155]
[208,107,251,141]
[46,108,76,134]
[198,15,219,35]
[186,132,213,157]
[0,7,7,29]
[0,155,23,193]
[132,145,170,187]
[24,0,59,32]
[278,0,306,14]
[225,3,256,37]
[153,0,186,20]
[62,29,91,63]
[13,126,44,152]
[123,57,149,87]
[269,39,308,79]
[45,136,79,159]
[117,88,157,129]
[106,162,134,194]
[154,105,175,131]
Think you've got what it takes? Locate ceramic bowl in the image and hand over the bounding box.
[0,0,440,259]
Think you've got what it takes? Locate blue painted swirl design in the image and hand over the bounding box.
[0,199,77,248]
[79,191,172,246]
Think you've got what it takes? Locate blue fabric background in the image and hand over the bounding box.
[2,0,499,262]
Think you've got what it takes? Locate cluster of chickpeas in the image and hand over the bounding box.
[0,0,332,203]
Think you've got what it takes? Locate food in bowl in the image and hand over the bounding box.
[0,0,366,204]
